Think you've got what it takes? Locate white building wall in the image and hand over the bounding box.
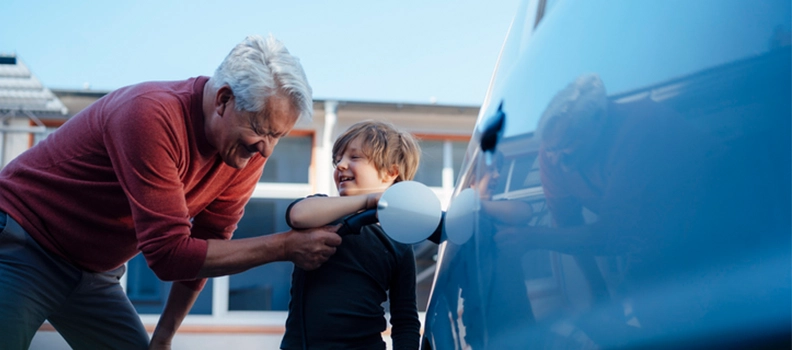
[1,117,41,167]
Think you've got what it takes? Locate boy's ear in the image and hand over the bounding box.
[381,165,400,184]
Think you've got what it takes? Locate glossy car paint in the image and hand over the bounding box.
[422,0,791,349]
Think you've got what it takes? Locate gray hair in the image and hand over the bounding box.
[536,73,607,141]
[213,34,313,122]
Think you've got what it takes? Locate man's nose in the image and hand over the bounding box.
[254,139,277,158]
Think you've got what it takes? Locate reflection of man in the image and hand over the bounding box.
[498,73,726,341]
[534,74,714,262]
[0,35,341,349]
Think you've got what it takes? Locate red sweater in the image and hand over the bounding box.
[0,77,265,290]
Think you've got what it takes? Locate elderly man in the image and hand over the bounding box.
[0,35,341,349]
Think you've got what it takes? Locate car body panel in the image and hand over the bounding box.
[422,0,791,349]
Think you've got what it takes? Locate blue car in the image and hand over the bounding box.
[420,0,791,348]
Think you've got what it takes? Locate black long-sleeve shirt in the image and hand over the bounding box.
[281,197,420,350]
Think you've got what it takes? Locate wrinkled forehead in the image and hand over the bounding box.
[256,94,299,131]
[542,110,602,149]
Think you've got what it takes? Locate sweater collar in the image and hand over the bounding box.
[192,76,215,157]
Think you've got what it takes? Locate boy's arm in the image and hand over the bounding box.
[388,248,421,349]
[287,193,381,229]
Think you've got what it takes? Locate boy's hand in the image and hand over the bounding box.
[285,224,342,270]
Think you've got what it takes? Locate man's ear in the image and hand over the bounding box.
[215,86,234,116]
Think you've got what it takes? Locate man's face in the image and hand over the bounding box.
[542,114,601,171]
[542,134,581,171]
[209,92,298,169]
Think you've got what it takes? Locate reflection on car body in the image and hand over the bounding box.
[420,0,791,349]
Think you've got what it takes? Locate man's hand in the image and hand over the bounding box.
[284,224,342,270]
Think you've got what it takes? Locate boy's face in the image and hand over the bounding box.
[473,165,501,200]
[333,137,397,196]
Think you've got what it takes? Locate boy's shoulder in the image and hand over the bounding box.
[306,193,330,199]
[288,193,329,206]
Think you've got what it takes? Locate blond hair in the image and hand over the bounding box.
[332,120,421,183]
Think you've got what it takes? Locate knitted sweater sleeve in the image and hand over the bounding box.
[102,94,261,288]
[184,156,264,290]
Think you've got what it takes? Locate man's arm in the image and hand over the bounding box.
[149,282,200,350]
[494,223,612,256]
[198,225,342,277]
[287,193,380,229]
[148,226,342,348]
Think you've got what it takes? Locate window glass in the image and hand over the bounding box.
[414,140,443,187]
[507,153,540,191]
[127,255,213,315]
[451,141,467,186]
[126,255,160,302]
[228,198,297,311]
[414,140,469,187]
[259,135,312,183]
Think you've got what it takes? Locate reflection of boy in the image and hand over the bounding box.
[471,152,533,226]
[280,120,422,350]
[466,154,537,348]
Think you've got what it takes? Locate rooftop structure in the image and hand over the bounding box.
[0,54,68,118]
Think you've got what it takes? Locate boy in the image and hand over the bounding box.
[280,120,422,350]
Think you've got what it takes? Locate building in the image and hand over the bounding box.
[0,54,68,166]
[2,55,480,348]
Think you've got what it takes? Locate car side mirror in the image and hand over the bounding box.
[338,181,444,244]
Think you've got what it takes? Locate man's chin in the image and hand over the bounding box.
[223,157,249,169]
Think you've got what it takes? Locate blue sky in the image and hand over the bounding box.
[1,0,522,106]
